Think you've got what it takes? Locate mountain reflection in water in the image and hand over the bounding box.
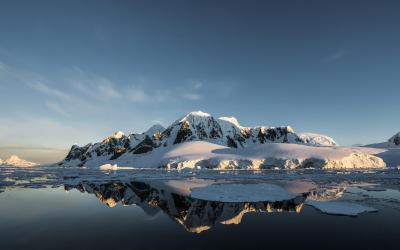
[65,180,307,233]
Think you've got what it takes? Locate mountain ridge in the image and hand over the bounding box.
[60,111,337,167]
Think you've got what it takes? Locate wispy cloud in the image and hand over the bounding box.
[150,119,164,125]
[127,85,148,102]
[154,90,170,102]
[0,146,67,151]
[182,80,204,100]
[324,50,348,62]
[96,78,121,98]
[45,101,71,117]
[192,80,203,89]
[127,85,170,103]
[0,116,95,148]
[68,68,121,99]
[29,81,73,101]
[183,93,202,100]
[0,61,5,71]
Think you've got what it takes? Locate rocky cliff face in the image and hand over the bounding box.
[61,125,165,167]
[63,132,131,166]
[158,111,302,148]
[60,111,336,167]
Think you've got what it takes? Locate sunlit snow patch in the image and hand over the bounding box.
[190,183,300,202]
[99,164,133,171]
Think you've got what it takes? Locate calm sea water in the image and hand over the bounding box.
[1,167,400,250]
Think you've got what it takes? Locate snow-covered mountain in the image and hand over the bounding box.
[60,111,337,167]
[359,132,400,168]
[388,132,400,147]
[298,133,337,146]
[63,125,165,167]
[156,111,303,148]
[364,132,400,149]
[0,155,38,167]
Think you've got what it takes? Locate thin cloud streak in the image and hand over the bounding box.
[127,85,170,103]
[68,68,121,99]
[0,146,67,151]
[127,85,148,102]
[29,82,73,101]
[183,93,202,100]
[324,50,348,62]
[45,101,71,117]
[97,79,121,98]
[193,81,203,89]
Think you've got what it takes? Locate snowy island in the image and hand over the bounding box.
[0,155,38,167]
[57,111,400,170]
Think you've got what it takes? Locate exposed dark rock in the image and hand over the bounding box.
[131,136,157,154]
[174,121,193,144]
[63,143,92,164]
[226,136,238,148]
[394,137,400,146]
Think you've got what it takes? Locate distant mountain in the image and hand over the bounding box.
[365,132,400,149]
[298,133,337,146]
[0,155,38,167]
[60,111,336,167]
[361,132,400,168]
[388,132,400,147]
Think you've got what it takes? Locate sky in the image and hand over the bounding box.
[0,0,400,163]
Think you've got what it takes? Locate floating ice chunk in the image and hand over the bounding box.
[306,200,377,216]
[190,183,300,202]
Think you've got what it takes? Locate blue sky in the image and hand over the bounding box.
[1,0,400,161]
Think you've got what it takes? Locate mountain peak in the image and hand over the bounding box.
[179,111,211,122]
[7,155,21,161]
[144,124,165,137]
[218,116,241,128]
[102,131,125,143]
[112,131,125,139]
[388,132,400,147]
[188,110,211,117]
[2,155,38,167]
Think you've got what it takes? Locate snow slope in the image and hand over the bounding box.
[111,141,386,170]
[298,133,337,146]
[362,131,400,167]
[364,131,400,149]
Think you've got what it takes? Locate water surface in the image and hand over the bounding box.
[1,166,400,250]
